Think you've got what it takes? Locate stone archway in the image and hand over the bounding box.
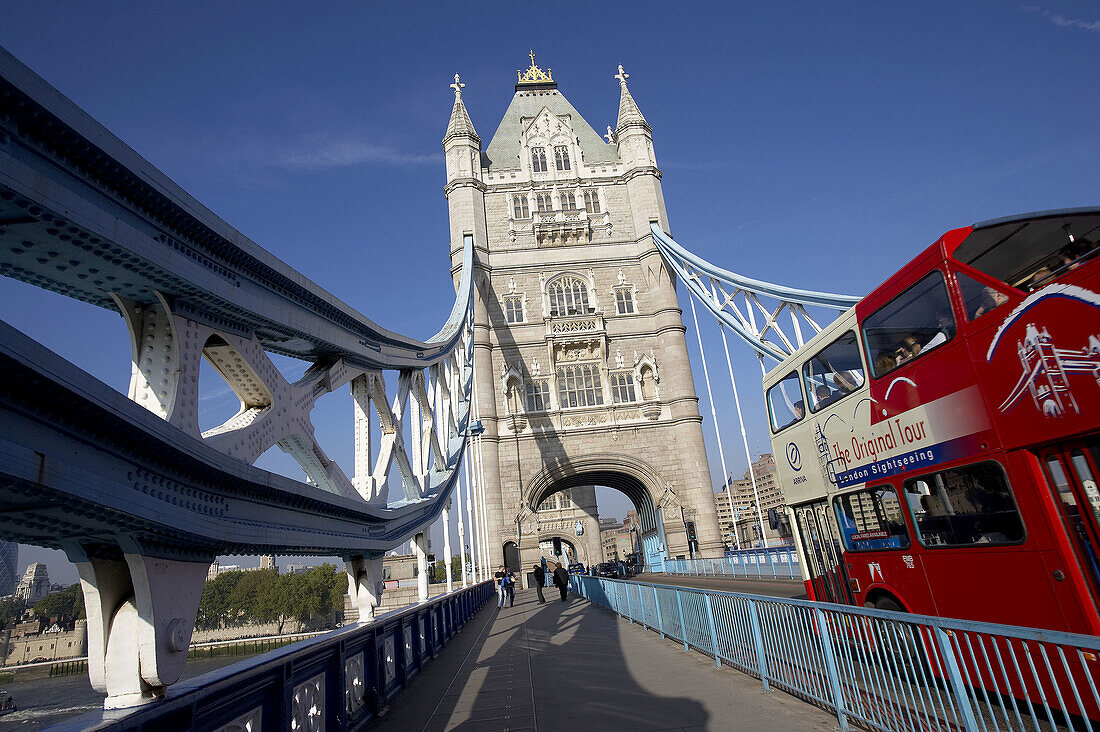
[520,454,679,574]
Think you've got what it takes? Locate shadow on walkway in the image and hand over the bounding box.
[377,588,708,731]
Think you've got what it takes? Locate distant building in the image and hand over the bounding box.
[15,563,49,603]
[259,555,277,571]
[714,453,791,549]
[599,517,640,563]
[0,543,16,597]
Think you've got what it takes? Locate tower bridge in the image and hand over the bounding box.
[0,46,1049,732]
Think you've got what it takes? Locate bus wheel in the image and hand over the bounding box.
[870,595,904,613]
[867,595,927,683]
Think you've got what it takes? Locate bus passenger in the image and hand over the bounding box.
[814,384,834,409]
[874,351,896,375]
[922,310,954,351]
[974,287,1008,318]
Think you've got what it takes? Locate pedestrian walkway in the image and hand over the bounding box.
[375,586,838,731]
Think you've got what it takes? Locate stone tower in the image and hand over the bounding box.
[443,56,724,580]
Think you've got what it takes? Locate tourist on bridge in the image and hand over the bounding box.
[552,562,570,602]
[495,565,515,608]
[532,563,547,604]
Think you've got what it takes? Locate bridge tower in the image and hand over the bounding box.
[444,56,724,577]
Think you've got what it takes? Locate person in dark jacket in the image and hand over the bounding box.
[552,562,570,602]
[532,563,546,604]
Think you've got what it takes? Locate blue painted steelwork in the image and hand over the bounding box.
[650,223,860,361]
[642,531,665,573]
[664,546,801,580]
[571,574,1100,731]
[51,580,495,731]
[0,45,475,557]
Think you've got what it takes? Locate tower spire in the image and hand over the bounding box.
[614,64,649,132]
[444,73,480,145]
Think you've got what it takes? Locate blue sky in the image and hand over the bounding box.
[1,2,1097,582]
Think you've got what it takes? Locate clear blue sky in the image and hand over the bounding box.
[1,2,1097,582]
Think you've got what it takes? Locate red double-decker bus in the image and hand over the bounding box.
[766,207,1100,635]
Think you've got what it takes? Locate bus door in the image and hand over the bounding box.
[794,501,855,605]
[1040,440,1100,617]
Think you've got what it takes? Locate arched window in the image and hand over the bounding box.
[512,195,529,219]
[554,145,571,171]
[561,191,577,210]
[547,276,592,316]
[531,147,548,173]
[583,189,601,214]
[535,193,553,213]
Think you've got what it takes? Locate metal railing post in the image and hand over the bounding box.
[747,599,770,691]
[653,586,664,638]
[675,589,689,652]
[626,582,635,624]
[932,625,981,732]
[813,607,850,730]
[770,550,777,579]
[703,593,722,668]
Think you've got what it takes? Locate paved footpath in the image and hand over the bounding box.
[376,587,838,732]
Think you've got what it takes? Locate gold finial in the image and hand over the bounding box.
[517,51,554,84]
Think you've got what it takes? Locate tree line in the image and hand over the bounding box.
[197,565,344,633]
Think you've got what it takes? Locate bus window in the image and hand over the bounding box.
[952,214,1100,291]
[767,371,804,432]
[803,330,865,412]
[833,486,910,551]
[863,271,956,378]
[956,271,1009,322]
[904,462,1025,548]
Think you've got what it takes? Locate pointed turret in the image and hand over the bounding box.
[444,74,481,146]
[614,65,649,133]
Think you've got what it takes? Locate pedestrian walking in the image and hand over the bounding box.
[494,565,508,608]
[532,563,546,604]
[502,566,516,607]
[552,562,570,602]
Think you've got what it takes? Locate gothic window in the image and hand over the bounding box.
[583,189,601,214]
[504,296,524,324]
[512,195,529,219]
[525,380,551,412]
[615,288,635,314]
[531,147,548,173]
[561,191,577,210]
[536,193,552,213]
[610,372,637,403]
[554,145,571,171]
[556,363,604,408]
[547,276,592,316]
[542,493,558,510]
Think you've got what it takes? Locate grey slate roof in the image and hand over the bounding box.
[484,88,619,171]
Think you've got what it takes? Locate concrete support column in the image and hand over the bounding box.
[73,551,209,709]
[413,532,429,603]
[345,554,383,623]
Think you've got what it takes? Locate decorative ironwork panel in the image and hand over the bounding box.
[213,706,262,732]
[291,672,325,732]
[345,652,365,716]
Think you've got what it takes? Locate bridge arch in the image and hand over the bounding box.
[522,453,671,571]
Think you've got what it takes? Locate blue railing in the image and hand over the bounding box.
[570,575,1100,731]
[663,546,801,580]
[54,581,494,731]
